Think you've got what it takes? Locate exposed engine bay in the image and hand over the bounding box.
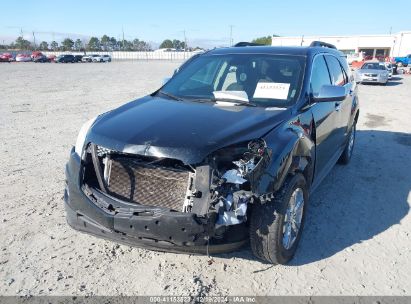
[81,139,269,240]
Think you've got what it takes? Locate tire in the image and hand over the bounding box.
[339,123,356,165]
[250,173,308,264]
[397,62,403,67]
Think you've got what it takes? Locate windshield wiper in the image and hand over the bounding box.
[158,92,257,107]
[157,90,184,101]
[211,98,257,107]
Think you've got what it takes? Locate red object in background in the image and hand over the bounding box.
[31,51,43,59]
[0,53,13,61]
[1,53,13,59]
[351,61,365,69]
[47,54,56,62]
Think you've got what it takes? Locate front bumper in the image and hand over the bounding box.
[64,148,247,254]
[358,74,388,84]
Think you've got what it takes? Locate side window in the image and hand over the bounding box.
[310,55,331,97]
[325,55,346,86]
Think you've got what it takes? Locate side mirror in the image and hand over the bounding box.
[312,85,346,102]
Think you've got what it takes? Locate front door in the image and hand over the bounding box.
[309,55,342,183]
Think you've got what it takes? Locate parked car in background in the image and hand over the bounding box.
[16,54,32,62]
[0,53,13,62]
[74,55,83,63]
[31,51,43,59]
[384,62,393,78]
[92,54,111,62]
[82,54,99,62]
[393,54,411,67]
[0,56,11,63]
[33,55,51,63]
[55,54,75,63]
[81,55,91,62]
[47,54,56,62]
[356,62,389,85]
[65,41,359,265]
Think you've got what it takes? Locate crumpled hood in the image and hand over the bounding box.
[87,96,289,164]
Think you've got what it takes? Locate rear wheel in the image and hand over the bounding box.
[250,173,308,264]
[397,62,403,67]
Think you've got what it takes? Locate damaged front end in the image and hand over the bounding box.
[64,138,270,253]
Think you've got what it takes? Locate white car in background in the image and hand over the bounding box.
[15,54,32,62]
[82,54,98,62]
[92,54,111,62]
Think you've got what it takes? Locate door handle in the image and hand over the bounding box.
[335,101,342,111]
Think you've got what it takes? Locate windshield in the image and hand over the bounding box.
[361,63,386,70]
[160,54,306,107]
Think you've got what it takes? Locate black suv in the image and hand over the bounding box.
[74,55,83,63]
[64,41,359,264]
[55,54,75,63]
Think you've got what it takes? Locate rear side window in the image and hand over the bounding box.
[310,55,331,97]
[325,55,346,86]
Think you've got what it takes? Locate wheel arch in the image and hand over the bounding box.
[255,125,315,200]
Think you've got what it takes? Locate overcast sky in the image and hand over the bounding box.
[1,0,410,48]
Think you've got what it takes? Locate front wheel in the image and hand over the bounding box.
[339,123,356,164]
[250,173,308,264]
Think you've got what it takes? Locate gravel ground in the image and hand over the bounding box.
[0,61,410,297]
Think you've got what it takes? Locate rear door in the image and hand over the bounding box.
[310,55,342,182]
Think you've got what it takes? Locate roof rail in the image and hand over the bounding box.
[309,41,337,49]
[234,42,264,47]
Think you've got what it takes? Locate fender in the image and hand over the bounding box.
[253,114,315,198]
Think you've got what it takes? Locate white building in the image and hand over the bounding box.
[271,31,411,58]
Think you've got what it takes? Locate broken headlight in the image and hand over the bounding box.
[74,116,97,157]
[218,138,267,184]
[212,139,267,227]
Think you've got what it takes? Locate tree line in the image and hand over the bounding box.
[0,34,277,52]
[1,35,152,52]
[251,35,279,46]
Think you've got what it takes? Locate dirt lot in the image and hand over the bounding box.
[0,61,410,297]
